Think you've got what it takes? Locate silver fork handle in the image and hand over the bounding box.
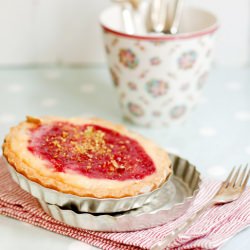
[169,0,184,34]
[113,0,136,34]
[150,201,214,250]
[147,0,168,33]
[121,4,136,34]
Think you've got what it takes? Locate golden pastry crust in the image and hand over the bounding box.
[2,116,172,198]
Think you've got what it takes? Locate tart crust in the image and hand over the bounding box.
[2,116,172,198]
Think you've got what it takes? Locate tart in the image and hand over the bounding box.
[2,116,172,198]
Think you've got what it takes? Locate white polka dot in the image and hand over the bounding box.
[44,70,61,80]
[7,84,23,93]
[199,127,217,137]
[0,114,16,123]
[68,241,98,250]
[206,165,226,177]
[235,111,250,122]
[80,84,96,94]
[245,146,250,155]
[41,98,58,107]
[226,81,243,91]
[165,147,180,155]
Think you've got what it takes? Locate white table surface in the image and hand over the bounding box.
[0,66,249,250]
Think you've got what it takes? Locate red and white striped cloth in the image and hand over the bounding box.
[0,158,249,250]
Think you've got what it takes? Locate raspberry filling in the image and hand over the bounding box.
[28,122,156,180]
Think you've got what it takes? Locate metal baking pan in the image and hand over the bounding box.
[5,157,172,214]
[39,154,201,232]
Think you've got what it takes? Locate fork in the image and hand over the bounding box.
[146,0,168,33]
[150,164,250,250]
[113,0,141,34]
[167,0,184,34]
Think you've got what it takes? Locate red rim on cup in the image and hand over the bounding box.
[100,6,219,40]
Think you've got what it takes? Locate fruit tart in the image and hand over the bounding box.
[2,116,172,199]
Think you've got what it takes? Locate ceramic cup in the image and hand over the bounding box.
[100,6,218,127]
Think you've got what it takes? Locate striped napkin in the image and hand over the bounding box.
[0,158,249,250]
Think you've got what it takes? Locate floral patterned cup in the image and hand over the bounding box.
[100,6,218,127]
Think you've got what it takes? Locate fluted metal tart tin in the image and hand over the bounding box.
[40,154,201,232]
[5,157,172,213]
